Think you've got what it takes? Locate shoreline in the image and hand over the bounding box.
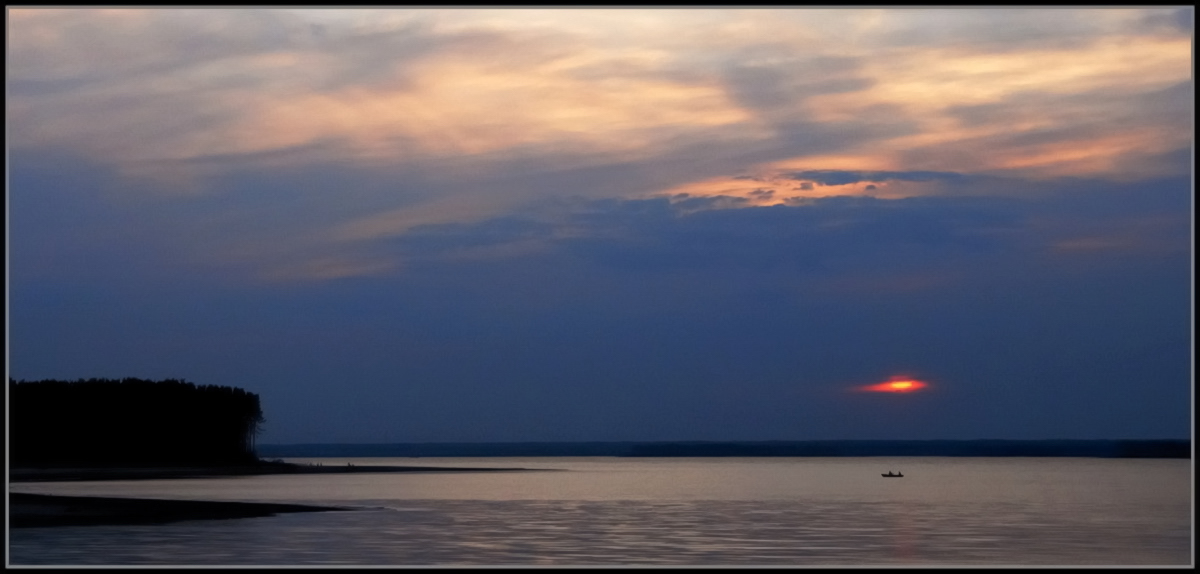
[9,463,545,528]
[9,462,539,483]
[10,492,354,528]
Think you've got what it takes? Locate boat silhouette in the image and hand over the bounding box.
[881,471,904,477]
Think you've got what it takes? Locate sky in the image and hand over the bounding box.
[6,7,1194,444]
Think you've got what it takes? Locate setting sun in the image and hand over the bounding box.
[857,376,930,393]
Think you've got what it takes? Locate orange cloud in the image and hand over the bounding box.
[815,36,1193,178]
[12,9,1190,183]
[8,8,1192,249]
[652,172,937,208]
[223,58,758,163]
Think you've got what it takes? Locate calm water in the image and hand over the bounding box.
[8,457,1193,566]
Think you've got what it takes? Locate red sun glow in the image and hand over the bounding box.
[857,376,929,393]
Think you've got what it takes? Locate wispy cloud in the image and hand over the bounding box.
[8,8,1193,282]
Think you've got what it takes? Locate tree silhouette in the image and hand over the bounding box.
[10,378,265,467]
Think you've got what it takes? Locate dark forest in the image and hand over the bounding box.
[10,378,264,467]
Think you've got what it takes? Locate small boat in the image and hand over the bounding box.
[881,471,904,477]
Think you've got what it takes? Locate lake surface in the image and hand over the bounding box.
[8,457,1193,566]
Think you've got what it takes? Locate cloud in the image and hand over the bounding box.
[8,8,1194,284]
[783,170,974,186]
[1136,6,1194,34]
[722,53,875,115]
[923,80,1195,178]
[8,9,762,171]
[387,177,1154,277]
[866,8,1187,52]
[351,173,1191,317]
[11,8,1188,201]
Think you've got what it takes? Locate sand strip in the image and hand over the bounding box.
[10,463,537,483]
[10,492,353,528]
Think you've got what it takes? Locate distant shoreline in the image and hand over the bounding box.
[257,439,1192,459]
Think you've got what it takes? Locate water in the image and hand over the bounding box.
[8,457,1193,566]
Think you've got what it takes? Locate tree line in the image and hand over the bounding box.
[9,378,265,467]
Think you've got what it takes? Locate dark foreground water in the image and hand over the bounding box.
[8,457,1192,566]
